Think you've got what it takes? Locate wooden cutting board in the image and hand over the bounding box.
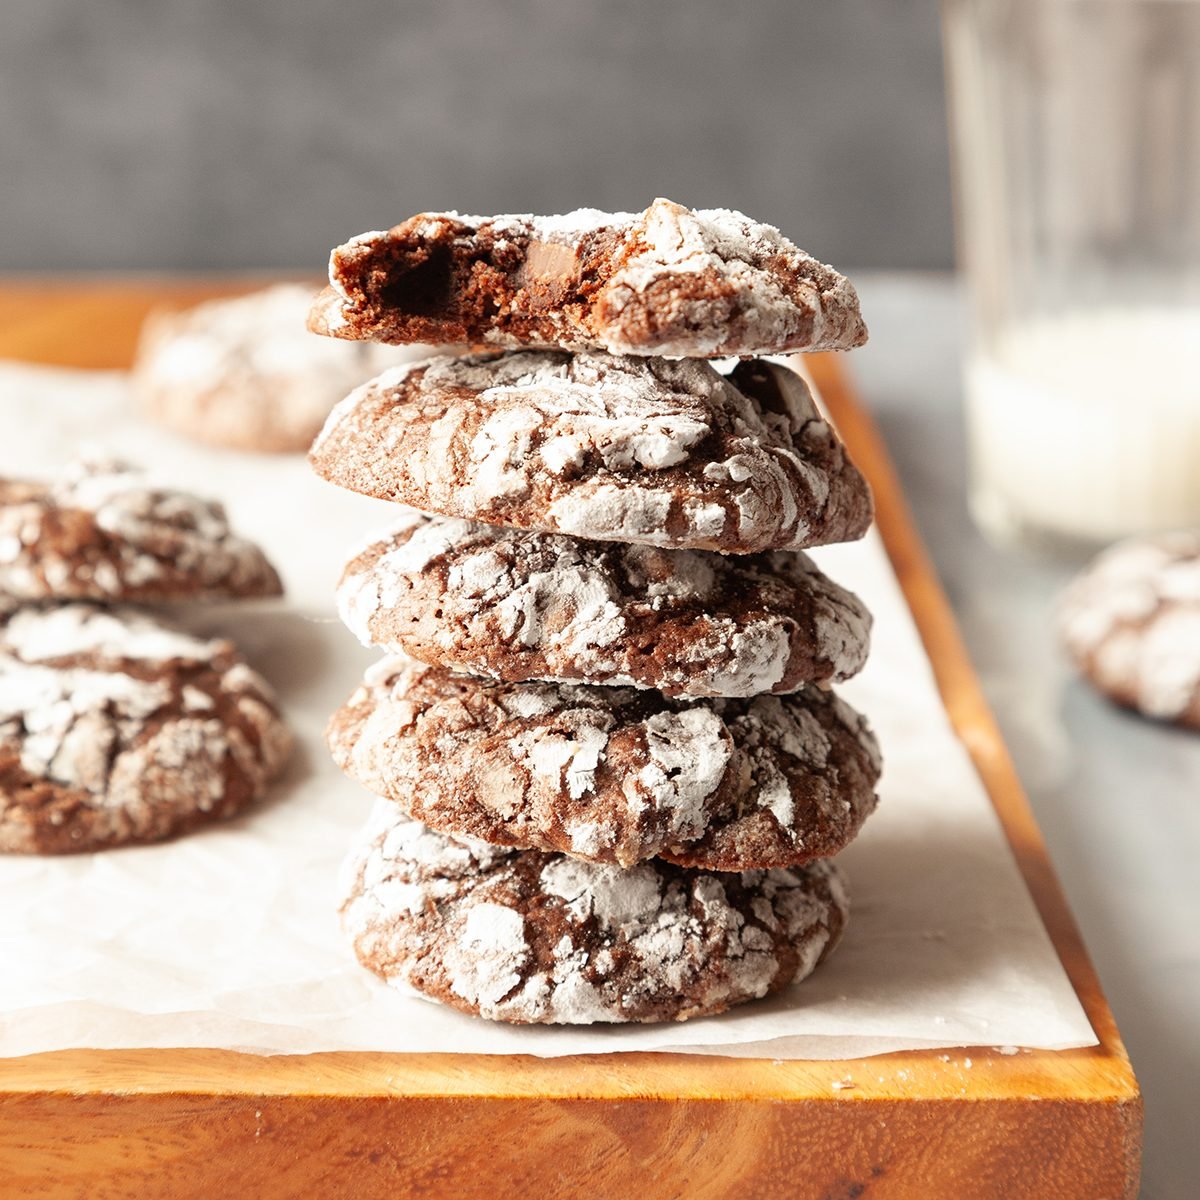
[0,282,1142,1200]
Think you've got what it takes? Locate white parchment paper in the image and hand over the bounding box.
[0,363,1096,1059]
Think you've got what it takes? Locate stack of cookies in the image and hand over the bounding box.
[309,199,882,1024]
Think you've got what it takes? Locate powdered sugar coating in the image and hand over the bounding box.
[311,352,872,554]
[327,657,880,869]
[134,284,444,453]
[337,513,871,697]
[340,802,849,1024]
[0,459,282,602]
[595,200,866,356]
[666,690,880,870]
[0,604,293,853]
[1059,531,1200,728]
[312,198,867,358]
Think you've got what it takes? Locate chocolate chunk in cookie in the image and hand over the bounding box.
[134,284,439,453]
[0,604,293,853]
[1059,531,1200,729]
[338,513,871,698]
[327,658,879,870]
[340,801,849,1024]
[0,459,282,603]
[309,198,867,358]
[310,352,872,554]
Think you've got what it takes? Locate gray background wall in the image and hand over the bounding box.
[1,0,952,273]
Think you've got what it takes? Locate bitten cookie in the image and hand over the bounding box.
[340,802,850,1024]
[308,198,867,357]
[0,459,282,603]
[134,284,439,453]
[310,352,872,554]
[328,658,880,869]
[0,604,293,853]
[338,513,871,697]
[1059,531,1200,729]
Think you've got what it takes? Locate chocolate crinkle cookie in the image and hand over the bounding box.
[1059,530,1200,729]
[0,458,282,603]
[340,801,850,1024]
[134,284,442,453]
[337,512,871,698]
[327,657,880,870]
[0,604,293,853]
[310,351,872,554]
[308,198,867,358]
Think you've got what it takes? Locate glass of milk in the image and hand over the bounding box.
[943,0,1200,551]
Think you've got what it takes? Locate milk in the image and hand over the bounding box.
[966,308,1200,547]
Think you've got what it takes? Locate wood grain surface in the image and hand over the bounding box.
[0,282,1142,1200]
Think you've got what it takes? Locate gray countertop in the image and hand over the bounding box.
[852,274,1198,1200]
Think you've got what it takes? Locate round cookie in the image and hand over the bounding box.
[310,198,868,358]
[0,459,282,603]
[1059,531,1200,729]
[0,604,293,853]
[133,284,440,453]
[338,512,871,698]
[327,657,880,869]
[340,801,850,1024]
[310,351,872,554]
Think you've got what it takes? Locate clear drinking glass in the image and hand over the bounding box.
[943,0,1200,552]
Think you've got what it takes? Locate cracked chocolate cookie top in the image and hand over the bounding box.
[309,198,867,358]
[327,657,880,870]
[340,801,849,1024]
[311,352,872,554]
[0,603,293,853]
[0,459,282,603]
[134,284,441,453]
[337,512,871,698]
[1059,531,1200,729]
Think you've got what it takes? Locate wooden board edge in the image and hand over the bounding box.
[0,1090,1144,1200]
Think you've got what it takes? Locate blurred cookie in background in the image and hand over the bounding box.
[0,458,282,603]
[132,284,443,453]
[1059,531,1200,730]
